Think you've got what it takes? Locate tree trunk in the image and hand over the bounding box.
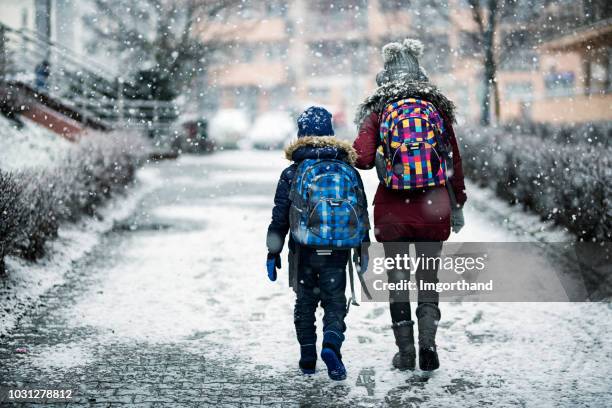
[0,25,6,78]
[480,0,499,126]
[480,42,496,126]
[480,72,491,126]
[493,77,501,123]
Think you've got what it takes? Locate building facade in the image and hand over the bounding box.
[201,0,611,128]
[0,0,116,75]
[2,0,608,126]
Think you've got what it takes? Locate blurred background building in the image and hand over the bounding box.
[1,0,610,140]
[0,0,113,72]
[200,0,611,134]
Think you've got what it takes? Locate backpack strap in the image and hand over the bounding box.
[356,264,373,301]
[346,247,374,314]
[353,168,370,224]
[346,250,360,314]
[431,120,450,159]
[430,117,459,208]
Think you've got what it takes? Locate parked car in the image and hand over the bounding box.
[209,109,249,149]
[247,111,296,150]
[178,118,214,153]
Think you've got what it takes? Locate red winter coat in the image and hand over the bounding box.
[353,110,467,242]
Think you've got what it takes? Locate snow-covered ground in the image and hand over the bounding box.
[0,169,160,337]
[1,150,610,407]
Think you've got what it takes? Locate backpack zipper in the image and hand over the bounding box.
[391,141,443,173]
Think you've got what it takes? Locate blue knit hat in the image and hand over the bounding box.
[297,106,334,137]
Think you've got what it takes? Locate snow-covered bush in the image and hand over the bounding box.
[460,123,612,242]
[13,170,61,260]
[0,117,74,170]
[499,121,612,147]
[0,172,23,273]
[59,134,138,220]
[0,132,145,272]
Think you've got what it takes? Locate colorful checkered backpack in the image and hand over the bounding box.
[289,159,369,249]
[377,98,449,190]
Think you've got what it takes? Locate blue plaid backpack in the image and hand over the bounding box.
[289,159,369,249]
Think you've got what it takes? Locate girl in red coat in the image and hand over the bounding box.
[353,39,467,372]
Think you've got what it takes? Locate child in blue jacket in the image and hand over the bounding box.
[266,107,368,380]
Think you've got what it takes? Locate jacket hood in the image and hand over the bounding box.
[354,79,456,125]
[284,136,357,166]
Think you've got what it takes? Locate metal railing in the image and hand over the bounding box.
[0,22,178,131]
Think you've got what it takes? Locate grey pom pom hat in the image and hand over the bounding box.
[376,38,429,85]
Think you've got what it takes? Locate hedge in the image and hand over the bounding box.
[0,132,145,273]
[459,123,612,242]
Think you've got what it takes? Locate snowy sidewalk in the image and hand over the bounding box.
[1,150,610,407]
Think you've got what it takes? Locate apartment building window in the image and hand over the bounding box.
[308,87,330,102]
[458,31,480,58]
[265,1,288,17]
[588,55,611,94]
[199,81,219,113]
[504,81,534,102]
[498,28,539,72]
[237,3,257,19]
[234,86,258,115]
[500,50,539,72]
[379,0,449,11]
[306,40,368,76]
[265,43,288,62]
[544,69,575,98]
[419,33,451,73]
[308,0,368,32]
[243,46,255,63]
[609,48,612,92]
[378,0,411,9]
[379,0,450,24]
[269,86,291,110]
[583,0,612,23]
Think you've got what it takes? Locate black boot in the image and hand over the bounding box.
[417,304,440,371]
[299,344,317,374]
[392,321,416,371]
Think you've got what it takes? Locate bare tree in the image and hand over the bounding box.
[420,0,542,126]
[467,0,500,126]
[465,0,599,125]
[380,0,508,125]
[85,0,242,99]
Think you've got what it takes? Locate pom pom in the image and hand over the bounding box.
[402,38,424,58]
[382,42,402,63]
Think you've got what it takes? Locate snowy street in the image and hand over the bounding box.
[1,0,610,406]
[1,150,611,407]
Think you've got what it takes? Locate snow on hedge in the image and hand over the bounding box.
[0,115,74,170]
[0,130,148,273]
[459,123,612,242]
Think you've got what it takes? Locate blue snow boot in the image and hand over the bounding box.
[299,344,317,375]
[321,331,346,381]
